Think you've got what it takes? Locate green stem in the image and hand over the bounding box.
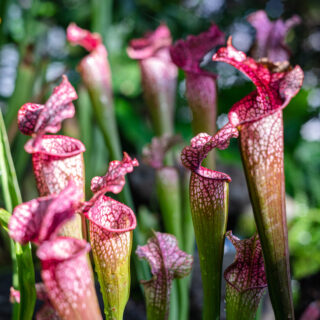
[156,167,190,320]
[177,277,190,320]
[155,168,183,246]
[189,173,229,320]
[88,87,122,161]
[91,0,113,45]
[15,242,36,320]
[12,135,29,181]
[181,171,195,255]
[185,73,217,170]
[169,282,179,320]
[149,97,174,138]
[254,299,263,320]
[10,240,19,319]
[178,171,194,320]
[239,113,294,319]
[0,110,36,320]
[77,87,94,198]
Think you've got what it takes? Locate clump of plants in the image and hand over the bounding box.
[0,9,305,320]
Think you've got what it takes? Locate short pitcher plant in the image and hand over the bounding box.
[82,153,139,319]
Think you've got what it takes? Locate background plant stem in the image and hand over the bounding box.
[190,174,229,320]
[155,167,188,320]
[91,0,112,44]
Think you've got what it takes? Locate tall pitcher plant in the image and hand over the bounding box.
[181,124,238,320]
[212,38,303,319]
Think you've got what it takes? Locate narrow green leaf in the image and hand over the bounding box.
[0,110,36,320]
[91,0,112,44]
[0,208,10,231]
[0,112,22,210]
[155,168,185,320]
[190,173,229,320]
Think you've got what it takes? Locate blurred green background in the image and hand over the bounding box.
[0,0,320,317]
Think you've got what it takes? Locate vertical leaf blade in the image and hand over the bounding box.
[0,110,36,320]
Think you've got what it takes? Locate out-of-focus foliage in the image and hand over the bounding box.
[289,208,320,279]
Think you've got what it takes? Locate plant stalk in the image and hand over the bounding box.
[239,112,294,319]
[189,173,229,320]
[155,167,188,320]
[0,110,36,320]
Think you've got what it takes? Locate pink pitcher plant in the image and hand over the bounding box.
[170,25,225,169]
[37,237,102,320]
[67,23,122,162]
[224,232,267,320]
[17,76,85,239]
[2,13,309,320]
[9,181,81,245]
[247,10,301,62]
[8,182,102,320]
[66,23,112,101]
[136,231,193,320]
[81,152,138,319]
[181,124,238,319]
[212,37,304,319]
[127,24,177,137]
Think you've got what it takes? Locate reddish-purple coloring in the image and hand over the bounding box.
[80,153,138,318]
[170,24,224,76]
[171,24,225,169]
[127,24,172,60]
[18,75,77,139]
[212,38,303,319]
[247,10,301,62]
[181,123,238,179]
[142,135,182,169]
[25,135,85,197]
[85,195,136,234]
[66,23,101,51]
[300,301,320,320]
[10,284,61,320]
[127,24,177,136]
[85,195,136,301]
[90,152,138,195]
[9,181,82,245]
[212,37,304,127]
[67,23,112,98]
[136,232,193,320]
[83,152,138,238]
[224,232,267,319]
[17,75,85,199]
[37,237,102,320]
[225,232,267,293]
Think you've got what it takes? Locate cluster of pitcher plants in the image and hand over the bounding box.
[0,9,306,320]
